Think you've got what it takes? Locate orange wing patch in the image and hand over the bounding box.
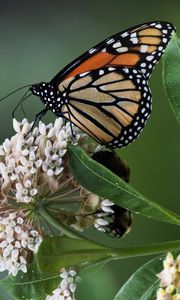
[65,52,114,79]
[110,53,140,67]
[65,52,141,80]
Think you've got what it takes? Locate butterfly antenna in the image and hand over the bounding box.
[0,84,32,102]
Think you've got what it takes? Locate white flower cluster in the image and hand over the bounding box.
[0,118,82,204]
[156,252,180,300]
[94,199,114,232]
[46,268,80,300]
[0,212,42,276]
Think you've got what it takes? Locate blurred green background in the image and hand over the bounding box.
[0,0,179,299]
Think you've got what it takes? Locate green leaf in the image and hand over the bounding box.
[37,236,112,273]
[0,263,60,300]
[163,33,180,124]
[113,255,162,300]
[0,286,11,300]
[68,145,180,226]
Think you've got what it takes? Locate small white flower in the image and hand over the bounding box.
[69,269,76,277]
[30,189,38,196]
[39,122,47,136]
[2,139,11,155]
[100,199,114,213]
[24,180,31,188]
[11,248,19,261]
[54,118,63,131]
[15,241,21,248]
[14,225,22,234]
[156,253,180,300]
[46,268,79,300]
[95,218,109,226]
[13,118,32,134]
[0,240,8,248]
[47,170,54,177]
[3,244,13,257]
[101,199,114,206]
[69,283,76,293]
[48,127,55,138]
[0,213,42,276]
[20,262,27,273]
[13,118,21,133]
[94,218,108,232]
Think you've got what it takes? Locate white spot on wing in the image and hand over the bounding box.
[89,48,96,54]
[79,72,89,77]
[99,70,104,75]
[130,37,138,44]
[106,38,115,45]
[113,41,122,48]
[108,67,116,71]
[163,38,168,43]
[132,69,138,74]
[121,32,129,37]
[146,55,154,61]
[116,47,128,53]
[140,45,148,53]
[155,24,162,29]
[123,68,129,73]
[141,68,146,74]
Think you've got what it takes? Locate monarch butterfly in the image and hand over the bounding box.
[30,21,175,148]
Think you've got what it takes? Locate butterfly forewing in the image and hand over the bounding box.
[51,21,175,84]
[58,67,152,148]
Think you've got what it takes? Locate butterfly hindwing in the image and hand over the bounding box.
[51,21,175,84]
[58,66,152,148]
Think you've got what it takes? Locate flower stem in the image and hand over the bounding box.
[39,206,83,239]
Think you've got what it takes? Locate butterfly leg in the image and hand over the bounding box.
[20,101,27,117]
[68,116,75,138]
[65,106,75,138]
[31,108,48,132]
[12,90,30,118]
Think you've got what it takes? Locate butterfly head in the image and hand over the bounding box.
[30,82,65,115]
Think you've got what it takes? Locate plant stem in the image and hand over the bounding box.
[39,206,83,239]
